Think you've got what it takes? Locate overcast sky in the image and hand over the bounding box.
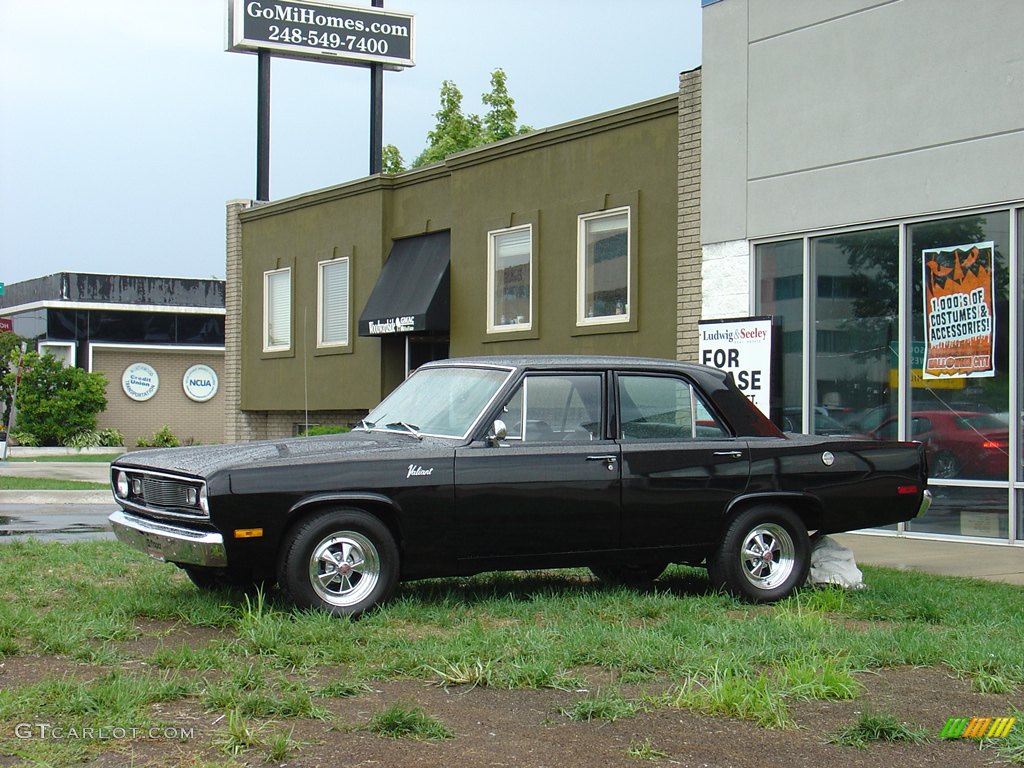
[0,0,702,286]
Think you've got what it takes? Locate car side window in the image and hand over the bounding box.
[500,374,602,442]
[617,374,728,440]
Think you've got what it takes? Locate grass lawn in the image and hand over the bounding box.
[0,540,1021,765]
[0,477,110,491]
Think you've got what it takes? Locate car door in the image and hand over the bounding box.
[615,372,750,549]
[454,371,620,563]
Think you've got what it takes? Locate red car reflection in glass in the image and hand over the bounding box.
[871,411,1009,479]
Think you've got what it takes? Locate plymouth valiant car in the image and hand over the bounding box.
[109,356,931,616]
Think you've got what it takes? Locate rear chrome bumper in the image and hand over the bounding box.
[109,509,226,568]
[916,489,933,518]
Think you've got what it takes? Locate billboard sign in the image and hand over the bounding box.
[227,0,414,68]
[0,317,11,333]
[698,316,773,416]
[922,241,996,379]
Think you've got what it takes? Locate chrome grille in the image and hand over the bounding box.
[141,476,192,508]
[114,467,209,521]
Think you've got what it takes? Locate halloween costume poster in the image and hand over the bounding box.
[922,241,996,379]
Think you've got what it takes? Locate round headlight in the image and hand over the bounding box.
[114,470,129,499]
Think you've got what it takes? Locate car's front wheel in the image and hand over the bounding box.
[182,566,272,593]
[707,505,809,602]
[277,507,399,617]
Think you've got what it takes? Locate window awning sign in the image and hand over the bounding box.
[358,231,450,337]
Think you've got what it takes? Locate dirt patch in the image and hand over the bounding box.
[2,659,1019,767]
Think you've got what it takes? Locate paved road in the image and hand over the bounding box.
[0,460,110,483]
[0,503,115,542]
[0,461,115,541]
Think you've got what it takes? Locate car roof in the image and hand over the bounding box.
[420,354,730,381]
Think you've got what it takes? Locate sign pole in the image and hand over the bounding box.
[256,49,271,201]
[369,0,384,175]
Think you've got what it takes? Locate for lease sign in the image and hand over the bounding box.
[698,317,773,416]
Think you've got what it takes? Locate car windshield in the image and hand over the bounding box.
[360,365,513,439]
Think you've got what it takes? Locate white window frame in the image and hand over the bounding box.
[577,207,631,327]
[317,257,351,348]
[263,267,292,352]
[487,224,533,334]
[37,341,76,367]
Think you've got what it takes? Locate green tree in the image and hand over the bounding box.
[481,68,531,142]
[0,333,26,430]
[410,69,531,168]
[381,143,405,175]
[4,352,107,446]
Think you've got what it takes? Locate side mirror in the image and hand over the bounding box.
[488,419,507,447]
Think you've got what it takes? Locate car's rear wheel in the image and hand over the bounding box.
[931,451,960,479]
[707,505,809,602]
[277,507,398,618]
[590,562,667,587]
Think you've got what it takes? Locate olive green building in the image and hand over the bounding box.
[226,82,700,442]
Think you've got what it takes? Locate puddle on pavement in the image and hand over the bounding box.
[0,509,115,542]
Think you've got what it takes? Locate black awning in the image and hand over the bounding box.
[358,231,450,336]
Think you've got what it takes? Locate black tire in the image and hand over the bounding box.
[183,566,221,591]
[707,505,809,603]
[182,566,273,594]
[590,562,667,587]
[277,507,399,618]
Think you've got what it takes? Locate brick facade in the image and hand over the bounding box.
[677,67,702,363]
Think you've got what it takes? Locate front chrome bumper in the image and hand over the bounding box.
[109,509,227,568]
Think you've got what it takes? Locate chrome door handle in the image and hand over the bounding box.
[586,455,618,462]
[713,450,744,458]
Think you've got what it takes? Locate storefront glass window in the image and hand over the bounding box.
[908,213,1010,482]
[909,486,1008,539]
[755,239,803,431]
[811,228,899,437]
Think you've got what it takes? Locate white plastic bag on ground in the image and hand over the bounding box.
[807,535,865,589]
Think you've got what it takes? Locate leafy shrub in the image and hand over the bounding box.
[299,425,351,437]
[65,430,102,449]
[9,430,40,447]
[136,426,181,448]
[4,352,107,446]
[98,428,126,447]
[63,428,124,449]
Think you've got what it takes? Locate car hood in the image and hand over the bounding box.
[112,430,455,479]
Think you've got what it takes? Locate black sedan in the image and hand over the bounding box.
[109,356,931,616]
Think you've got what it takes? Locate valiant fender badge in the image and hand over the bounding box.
[821,451,836,467]
[407,464,434,479]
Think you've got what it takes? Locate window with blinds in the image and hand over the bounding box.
[577,208,630,326]
[263,268,292,352]
[318,258,350,347]
[487,225,532,333]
